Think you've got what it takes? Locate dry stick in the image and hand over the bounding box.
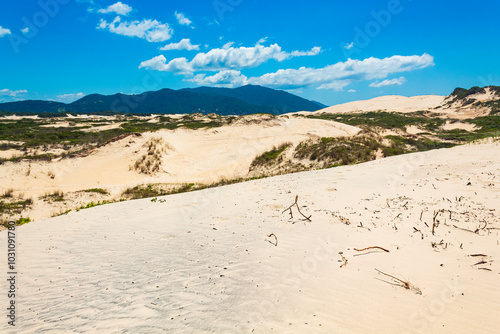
[419,210,424,221]
[339,253,348,268]
[354,246,390,253]
[267,233,278,246]
[469,254,487,257]
[375,269,410,290]
[478,268,492,271]
[453,224,479,234]
[282,195,312,221]
[413,227,424,239]
[432,209,444,235]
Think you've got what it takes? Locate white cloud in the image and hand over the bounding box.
[344,42,354,50]
[175,11,192,26]
[188,70,249,87]
[245,54,432,89]
[0,26,11,37]
[0,89,28,97]
[290,46,322,57]
[369,76,407,88]
[139,43,322,73]
[98,2,132,16]
[317,80,352,91]
[348,89,356,93]
[0,89,28,102]
[56,92,85,103]
[21,27,30,34]
[98,16,172,42]
[160,38,199,51]
[175,54,433,89]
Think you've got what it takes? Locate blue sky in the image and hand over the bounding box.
[0,0,499,106]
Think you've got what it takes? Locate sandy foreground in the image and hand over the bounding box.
[0,139,498,333]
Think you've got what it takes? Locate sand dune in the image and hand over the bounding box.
[304,95,447,114]
[2,139,498,333]
[0,117,359,198]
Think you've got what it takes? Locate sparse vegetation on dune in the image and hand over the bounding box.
[132,137,172,174]
[250,143,291,168]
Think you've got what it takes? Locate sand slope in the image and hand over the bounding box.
[1,139,499,333]
[0,117,360,199]
[306,95,446,114]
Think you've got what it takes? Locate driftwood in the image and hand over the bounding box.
[375,269,422,294]
[267,233,278,246]
[282,195,311,221]
[354,246,389,253]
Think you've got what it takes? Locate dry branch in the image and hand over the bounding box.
[267,233,278,246]
[339,252,348,268]
[375,268,410,289]
[452,224,479,234]
[354,246,389,253]
[282,195,311,221]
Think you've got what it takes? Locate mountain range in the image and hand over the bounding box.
[0,85,325,115]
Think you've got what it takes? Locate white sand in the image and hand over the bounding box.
[305,95,446,114]
[1,140,498,333]
[0,117,360,201]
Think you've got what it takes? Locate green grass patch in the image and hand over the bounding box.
[250,143,291,167]
[81,188,109,195]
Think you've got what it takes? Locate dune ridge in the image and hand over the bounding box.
[1,139,499,333]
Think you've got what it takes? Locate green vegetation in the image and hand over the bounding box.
[41,190,65,202]
[308,111,446,131]
[77,200,112,210]
[0,198,33,215]
[250,143,291,167]
[295,136,381,166]
[122,183,196,199]
[81,188,109,195]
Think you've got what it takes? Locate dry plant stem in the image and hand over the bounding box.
[267,233,278,246]
[453,224,479,234]
[375,269,410,289]
[340,254,348,268]
[282,195,311,221]
[354,246,390,253]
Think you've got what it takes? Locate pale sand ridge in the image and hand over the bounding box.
[1,140,498,333]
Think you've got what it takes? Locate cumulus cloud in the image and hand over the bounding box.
[140,43,321,73]
[344,42,354,50]
[369,76,407,87]
[56,92,85,103]
[177,54,433,89]
[160,38,199,51]
[98,16,172,42]
[245,54,432,89]
[175,11,192,26]
[188,70,249,87]
[317,80,352,91]
[0,89,28,102]
[0,89,28,97]
[98,2,132,16]
[21,27,30,34]
[0,26,11,37]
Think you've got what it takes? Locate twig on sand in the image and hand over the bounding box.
[282,195,311,221]
[375,269,422,294]
[452,224,479,234]
[413,227,424,239]
[266,233,278,246]
[339,252,348,268]
[354,246,389,253]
